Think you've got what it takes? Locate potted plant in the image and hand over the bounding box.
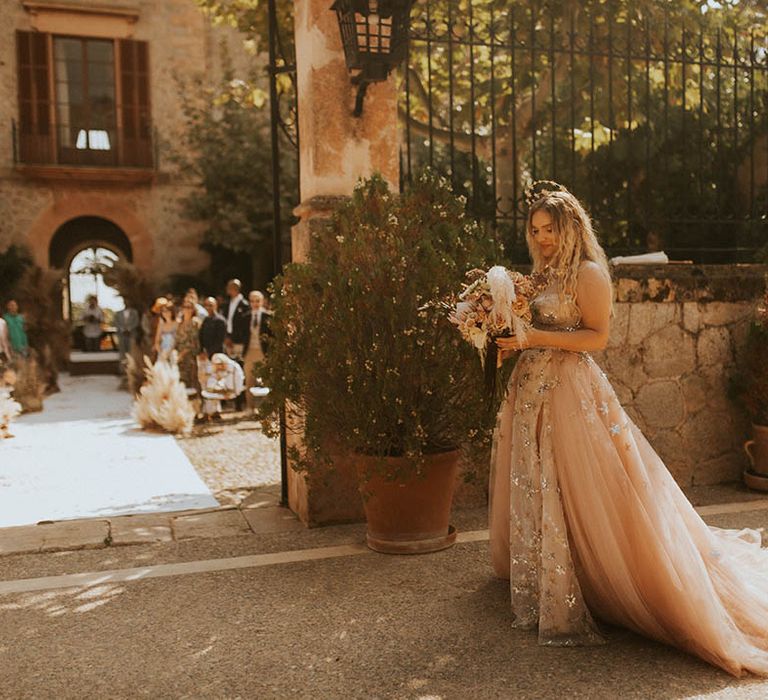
[258,172,500,553]
[731,280,768,490]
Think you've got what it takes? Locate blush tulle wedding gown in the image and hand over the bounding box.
[489,277,768,677]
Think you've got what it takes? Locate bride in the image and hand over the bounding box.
[489,182,768,677]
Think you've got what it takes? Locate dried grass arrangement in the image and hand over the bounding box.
[122,346,147,396]
[0,368,21,439]
[12,353,45,413]
[13,265,70,394]
[132,355,194,435]
[0,394,21,439]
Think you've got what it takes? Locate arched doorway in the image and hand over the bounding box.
[49,217,133,345]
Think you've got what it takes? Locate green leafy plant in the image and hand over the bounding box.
[171,49,297,291]
[0,245,33,303]
[257,171,503,478]
[730,282,768,426]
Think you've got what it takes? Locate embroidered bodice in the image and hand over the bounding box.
[530,279,581,332]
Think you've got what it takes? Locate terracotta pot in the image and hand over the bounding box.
[354,449,460,554]
[743,424,768,491]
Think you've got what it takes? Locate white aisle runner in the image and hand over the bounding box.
[0,374,218,528]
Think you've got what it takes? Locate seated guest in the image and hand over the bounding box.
[199,297,227,358]
[197,352,244,420]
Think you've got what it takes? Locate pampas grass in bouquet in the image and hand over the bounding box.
[132,355,194,435]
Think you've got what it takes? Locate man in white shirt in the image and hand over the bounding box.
[221,279,249,361]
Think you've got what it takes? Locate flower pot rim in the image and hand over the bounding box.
[354,446,460,459]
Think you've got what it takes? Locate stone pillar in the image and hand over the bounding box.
[287,0,399,525]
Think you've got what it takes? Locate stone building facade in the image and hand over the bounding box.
[0,0,247,296]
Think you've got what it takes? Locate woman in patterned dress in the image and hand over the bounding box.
[489,184,768,677]
[175,300,201,391]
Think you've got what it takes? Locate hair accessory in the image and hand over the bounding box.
[523,180,569,209]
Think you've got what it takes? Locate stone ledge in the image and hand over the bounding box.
[0,500,301,557]
[0,519,110,556]
[611,263,767,303]
[110,514,174,546]
[171,509,252,540]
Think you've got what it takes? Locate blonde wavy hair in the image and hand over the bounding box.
[526,189,612,316]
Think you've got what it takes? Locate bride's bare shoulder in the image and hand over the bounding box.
[577,260,611,286]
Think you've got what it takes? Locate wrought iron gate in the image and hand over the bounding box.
[401,1,768,263]
[267,0,299,505]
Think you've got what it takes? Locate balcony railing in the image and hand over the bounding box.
[12,119,156,170]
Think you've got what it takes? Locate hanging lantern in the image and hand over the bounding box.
[331,0,414,116]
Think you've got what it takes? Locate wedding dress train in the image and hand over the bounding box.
[488,278,768,677]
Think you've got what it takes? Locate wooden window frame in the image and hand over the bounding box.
[15,29,152,174]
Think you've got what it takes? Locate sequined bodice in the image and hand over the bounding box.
[531,280,581,331]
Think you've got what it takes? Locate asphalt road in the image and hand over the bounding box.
[3,506,768,699]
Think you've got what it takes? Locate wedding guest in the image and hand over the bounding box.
[82,295,104,352]
[198,352,244,420]
[142,297,168,358]
[153,303,178,359]
[3,300,29,358]
[0,315,11,363]
[185,288,208,321]
[176,299,201,390]
[243,290,273,408]
[114,303,139,363]
[199,297,226,358]
[221,279,250,361]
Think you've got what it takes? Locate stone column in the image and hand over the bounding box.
[287,0,399,525]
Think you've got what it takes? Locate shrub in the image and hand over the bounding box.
[257,171,504,479]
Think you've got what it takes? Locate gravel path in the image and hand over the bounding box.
[175,413,281,506]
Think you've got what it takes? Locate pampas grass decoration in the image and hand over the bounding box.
[132,355,194,435]
[13,353,44,413]
[122,345,146,396]
[13,265,70,393]
[0,392,22,439]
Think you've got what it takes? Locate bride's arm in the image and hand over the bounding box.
[498,261,613,354]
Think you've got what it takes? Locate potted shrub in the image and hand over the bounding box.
[731,281,768,490]
[258,172,500,553]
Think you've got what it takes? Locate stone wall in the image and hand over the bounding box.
[591,264,767,487]
[453,263,767,509]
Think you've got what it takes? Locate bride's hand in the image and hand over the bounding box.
[496,335,529,353]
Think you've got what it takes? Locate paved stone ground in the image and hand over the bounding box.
[3,504,768,698]
[175,413,281,506]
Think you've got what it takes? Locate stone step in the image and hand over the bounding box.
[68,351,120,376]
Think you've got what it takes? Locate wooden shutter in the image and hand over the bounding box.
[16,31,52,164]
[118,39,151,167]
